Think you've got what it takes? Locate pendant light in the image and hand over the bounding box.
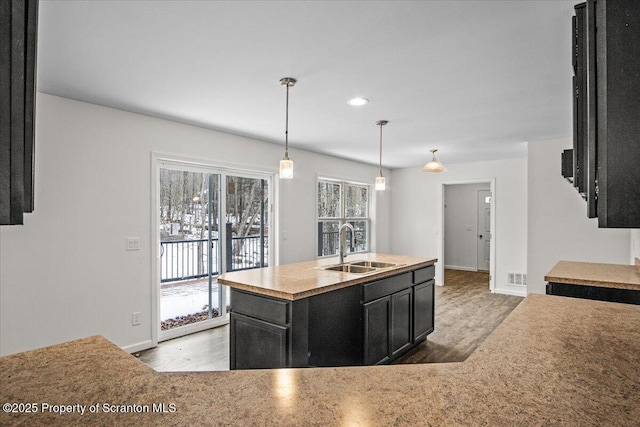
[420,149,446,173]
[279,77,296,179]
[375,120,388,191]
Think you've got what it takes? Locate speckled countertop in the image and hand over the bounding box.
[545,260,640,291]
[2,294,639,426]
[218,253,436,300]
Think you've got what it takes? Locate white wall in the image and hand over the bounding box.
[631,230,640,264]
[444,183,490,270]
[0,94,391,356]
[390,157,527,296]
[526,137,630,294]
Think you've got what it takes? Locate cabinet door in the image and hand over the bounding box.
[573,4,587,195]
[390,288,413,358]
[230,312,288,370]
[363,296,390,365]
[414,280,435,343]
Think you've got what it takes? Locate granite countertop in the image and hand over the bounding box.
[545,260,640,291]
[218,253,436,300]
[2,293,639,426]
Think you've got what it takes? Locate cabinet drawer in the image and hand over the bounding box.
[413,265,435,284]
[363,272,412,303]
[231,289,290,325]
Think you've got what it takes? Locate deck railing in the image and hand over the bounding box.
[317,223,366,257]
[160,235,269,282]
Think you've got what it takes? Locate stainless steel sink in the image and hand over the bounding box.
[318,260,405,274]
[348,260,405,269]
[322,264,377,274]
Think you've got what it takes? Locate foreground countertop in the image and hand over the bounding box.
[545,260,640,291]
[2,293,639,426]
[218,253,436,300]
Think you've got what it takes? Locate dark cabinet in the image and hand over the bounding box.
[229,289,309,370]
[390,288,413,358]
[567,0,640,227]
[0,0,38,225]
[230,312,288,369]
[230,264,436,370]
[413,280,435,343]
[561,149,574,183]
[363,296,390,365]
[363,266,435,365]
[546,282,640,305]
[363,287,414,364]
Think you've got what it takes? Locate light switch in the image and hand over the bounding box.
[126,237,140,251]
[132,312,141,326]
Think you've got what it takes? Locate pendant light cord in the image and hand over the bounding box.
[378,123,383,176]
[285,83,290,159]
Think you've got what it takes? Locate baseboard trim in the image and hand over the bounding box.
[493,287,527,297]
[444,265,477,272]
[122,340,154,354]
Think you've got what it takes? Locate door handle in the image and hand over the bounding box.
[479,235,483,239]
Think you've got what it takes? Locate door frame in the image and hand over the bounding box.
[476,189,492,272]
[438,179,496,292]
[151,152,276,346]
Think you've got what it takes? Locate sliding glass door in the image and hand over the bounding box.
[159,169,222,337]
[225,175,269,272]
[157,163,271,341]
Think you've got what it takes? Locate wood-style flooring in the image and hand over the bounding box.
[396,269,523,364]
[137,325,230,372]
[136,269,523,371]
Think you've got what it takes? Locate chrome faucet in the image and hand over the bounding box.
[338,223,356,264]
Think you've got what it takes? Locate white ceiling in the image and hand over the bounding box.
[36,0,577,169]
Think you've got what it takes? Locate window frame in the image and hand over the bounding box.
[316,177,370,258]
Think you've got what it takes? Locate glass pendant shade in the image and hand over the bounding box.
[420,149,446,173]
[375,120,388,191]
[279,77,296,180]
[279,158,294,179]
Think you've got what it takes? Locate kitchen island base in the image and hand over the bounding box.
[229,264,435,370]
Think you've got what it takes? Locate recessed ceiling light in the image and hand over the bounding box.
[347,97,369,106]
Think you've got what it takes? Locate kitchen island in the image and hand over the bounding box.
[217,254,437,369]
[2,294,639,426]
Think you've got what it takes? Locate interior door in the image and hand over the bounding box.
[477,190,491,271]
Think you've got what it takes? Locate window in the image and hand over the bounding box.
[317,179,369,257]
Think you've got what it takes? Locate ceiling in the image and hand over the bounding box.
[36,0,577,169]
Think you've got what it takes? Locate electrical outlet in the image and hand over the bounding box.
[132,312,141,326]
[126,237,140,251]
[515,273,523,285]
[508,273,515,285]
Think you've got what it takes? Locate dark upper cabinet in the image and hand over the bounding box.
[0,0,38,225]
[568,0,640,227]
[572,6,588,197]
[595,0,640,227]
[562,149,574,183]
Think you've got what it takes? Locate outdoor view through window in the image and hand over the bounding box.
[317,179,369,257]
[159,168,269,332]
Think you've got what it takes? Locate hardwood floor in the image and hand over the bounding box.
[136,325,230,372]
[396,269,523,364]
[136,269,523,371]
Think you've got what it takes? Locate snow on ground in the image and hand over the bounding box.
[160,279,221,320]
